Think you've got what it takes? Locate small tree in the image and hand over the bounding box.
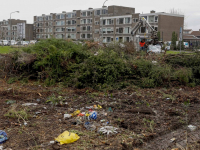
[177,41,184,50]
[171,31,176,50]
[157,31,161,41]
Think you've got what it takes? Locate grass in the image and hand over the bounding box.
[0,46,13,54]
[166,50,194,55]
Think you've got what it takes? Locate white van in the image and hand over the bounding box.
[183,42,189,48]
[0,40,8,46]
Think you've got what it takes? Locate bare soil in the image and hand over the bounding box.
[0,79,200,150]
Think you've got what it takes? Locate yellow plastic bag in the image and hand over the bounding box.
[71,110,81,117]
[55,131,80,145]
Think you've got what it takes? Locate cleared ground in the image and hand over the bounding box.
[0,79,200,150]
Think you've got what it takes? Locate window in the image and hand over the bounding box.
[133,18,138,23]
[67,27,76,32]
[155,16,158,22]
[102,9,107,15]
[56,21,65,26]
[107,37,111,42]
[103,19,106,25]
[143,16,147,20]
[124,27,130,34]
[155,27,158,31]
[125,18,130,24]
[87,19,91,24]
[82,26,86,31]
[87,34,91,38]
[119,28,123,33]
[87,11,91,16]
[116,28,119,33]
[124,37,130,42]
[67,20,71,25]
[107,28,113,34]
[81,34,85,38]
[95,21,99,25]
[72,20,76,24]
[141,27,146,33]
[81,19,86,24]
[56,14,65,19]
[96,10,101,15]
[119,18,124,24]
[107,19,113,25]
[95,29,99,34]
[82,12,86,16]
[149,16,154,22]
[67,13,76,18]
[87,26,90,31]
[56,34,64,39]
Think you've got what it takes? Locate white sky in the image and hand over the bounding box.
[0,0,199,30]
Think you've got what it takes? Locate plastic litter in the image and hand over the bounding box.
[98,105,102,109]
[6,100,16,104]
[0,130,8,144]
[89,111,97,120]
[71,110,80,117]
[107,107,113,112]
[102,122,109,126]
[64,114,72,119]
[50,141,55,144]
[0,146,3,150]
[188,125,197,131]
[22,103,38,106]
[98,126,118,135]
[55,131,80,145]
[84,122,96,131]
[170,138,176,142]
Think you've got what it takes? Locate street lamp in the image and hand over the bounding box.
[10,11,19,40]
[101,0,108,43]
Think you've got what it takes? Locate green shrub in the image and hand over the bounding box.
[174,68,193,85]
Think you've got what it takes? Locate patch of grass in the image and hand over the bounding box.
[4,105,30,121]
[0,46,13,54]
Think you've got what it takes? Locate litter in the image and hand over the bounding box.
[0,146,3,150]
[98,105,102,109]
[36,99,41,102]
[89,111,97,120]
[107,107,113,112]
[64,114,72,119]
[0,130,8,144]
[98,126,118,135]
[55,131,80,145]
[188,125,197,131]
[170,138,176,142]
[71,110,81,117]
[6,100,16,104]
[22,103,38,106]
[50,141,55,144]
[84,122,96,131]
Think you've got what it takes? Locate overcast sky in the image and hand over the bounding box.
[0,0,199,30]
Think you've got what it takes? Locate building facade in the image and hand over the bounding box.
[139,11,184,41]
[0,19,33,41]
[34,7,184,43]
[34,6,137,42]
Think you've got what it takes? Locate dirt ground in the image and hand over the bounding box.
[0,79,200,150]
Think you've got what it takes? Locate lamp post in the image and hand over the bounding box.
[10,11,19,40]
[101,0,108,43]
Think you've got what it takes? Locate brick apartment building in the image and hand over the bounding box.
[139,11,184,41]
[33,6,184,43]
[0,19,33,41]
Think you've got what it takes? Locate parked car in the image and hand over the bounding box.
[30,40,37,44]
[183,42,189,48]
[0,40,9,46]
[16,41,28,46]
[8,40,17,46]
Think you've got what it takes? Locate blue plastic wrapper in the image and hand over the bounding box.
[89,111,97,120]
[0,130,8,144]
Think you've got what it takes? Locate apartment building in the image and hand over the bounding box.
[0,19,33,41]
[33,5,136,42]
[33,6,184,43]
[139,11,184,41]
